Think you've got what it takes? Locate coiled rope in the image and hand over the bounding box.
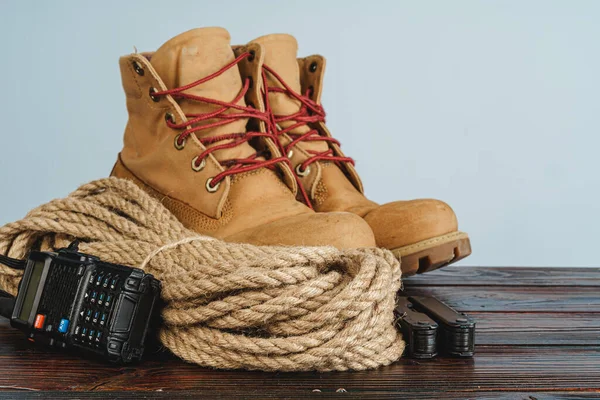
[0,178,404,371]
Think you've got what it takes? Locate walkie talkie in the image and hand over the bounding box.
[2,242,161,363]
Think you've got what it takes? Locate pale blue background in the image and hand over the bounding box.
[0,0,598,267]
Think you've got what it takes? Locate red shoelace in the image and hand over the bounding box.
[152,53,288,190]
[262,65,355,174]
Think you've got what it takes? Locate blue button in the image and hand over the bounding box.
[58,318,70,333]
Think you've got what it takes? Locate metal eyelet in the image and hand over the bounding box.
[165,112,175,125]
[248,50,256,62]
[309,61,318,73]
[133,61,145,76]
[287,150,294,158]
[206,177,221,193]
[174,133,186,150]
[149,87,160,102]
[296,164,311,177]
[191,156,206,171]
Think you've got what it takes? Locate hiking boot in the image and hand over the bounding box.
[249,33,471,275]
[111,28,376,249]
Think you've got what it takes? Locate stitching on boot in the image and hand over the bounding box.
[392,232,468,254]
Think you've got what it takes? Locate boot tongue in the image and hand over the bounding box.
[250,34,328,153]
[151,27,254,160]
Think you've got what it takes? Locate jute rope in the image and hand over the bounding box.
[0,178,404,371]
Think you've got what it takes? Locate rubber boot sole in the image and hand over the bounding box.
[391,231,471,277]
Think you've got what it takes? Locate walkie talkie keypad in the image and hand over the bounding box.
[74,267,124,349]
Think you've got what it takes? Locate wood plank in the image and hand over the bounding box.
[404,267,600,287]
[469,312,600,346]
[0,318,598,394]
[2,391,600,399]
[404,286,600,312]
[0,347,598,393]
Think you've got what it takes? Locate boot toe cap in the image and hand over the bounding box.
[224,211,376,249]
[363,199,459,250]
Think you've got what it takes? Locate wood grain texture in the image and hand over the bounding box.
[2,392,600,400]
[404,266,600,287]
[0,267,598,399]
[468,312,600,345]
[0,345,598,394]
[404,286,600,312]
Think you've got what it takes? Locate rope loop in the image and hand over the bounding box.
[0,177,404,371]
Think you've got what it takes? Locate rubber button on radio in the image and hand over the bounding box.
[104,294,112,308]
[126,278,139,290]
[34,314,45,330]
[58,318,70,333]
[108,341,121,351]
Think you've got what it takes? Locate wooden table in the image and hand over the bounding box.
[1,267,598,399]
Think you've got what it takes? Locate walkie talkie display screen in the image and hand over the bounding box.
[18,260,44,321]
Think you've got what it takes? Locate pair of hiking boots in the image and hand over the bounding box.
[111,27,471,276]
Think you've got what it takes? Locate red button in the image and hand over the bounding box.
[34,314,45,330]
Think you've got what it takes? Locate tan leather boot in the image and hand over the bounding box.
[111,28,376,249]
[248,34,471,275]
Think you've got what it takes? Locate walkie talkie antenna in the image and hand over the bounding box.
[0,289,15,319]
[0,254,26,270]
[0,298,14,318]
[0,256,21,318]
